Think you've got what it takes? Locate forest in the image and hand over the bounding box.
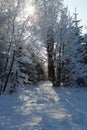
[0,0,87,92]
[0,0,87,130]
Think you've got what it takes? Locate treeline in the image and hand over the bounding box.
[0,0,87,93]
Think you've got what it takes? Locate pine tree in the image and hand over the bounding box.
[63,8,84,86]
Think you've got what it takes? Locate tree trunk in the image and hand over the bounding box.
[2,50,15,92]
[56,45,61,86]
[47,27,55,85]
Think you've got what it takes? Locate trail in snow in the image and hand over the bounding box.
[0,81,87,130]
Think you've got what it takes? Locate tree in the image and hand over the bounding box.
[62,8,83,86]
[53,7,73,86]
[34,0,63,85]
[0,0,37,92]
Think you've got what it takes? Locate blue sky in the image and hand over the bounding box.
[64,0,87,33]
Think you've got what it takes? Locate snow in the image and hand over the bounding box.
[0,81,87,130]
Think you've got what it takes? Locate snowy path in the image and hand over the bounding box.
[0,81,87,130]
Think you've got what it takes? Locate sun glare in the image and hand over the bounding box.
[24,4,35,17]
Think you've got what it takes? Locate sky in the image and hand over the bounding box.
[64,0,87,33]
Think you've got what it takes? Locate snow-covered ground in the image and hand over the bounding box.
[0,81,87,130]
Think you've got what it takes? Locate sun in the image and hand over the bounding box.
[24,4,35,17]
